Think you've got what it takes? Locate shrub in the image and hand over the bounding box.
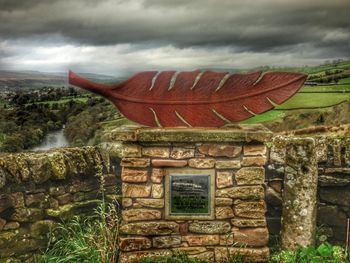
[271,242,349,263]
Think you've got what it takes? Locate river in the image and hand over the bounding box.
[31,128,69,151]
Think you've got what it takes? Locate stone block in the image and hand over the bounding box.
[0,195,11,213]
[219,233,234,245]
[11,208,43,222]
[182,235,220,246]
[122,198,132,208]
[324,168,350,174]
[135,198,164,208]
[151,159,187,167]
[122,168,148,183]
[198,144,242,157]
[122,144,142,157]
[120,249,172,263]
[314,137,327,163]
[216,160,241,169]
[216,171,233,188]
[189,221,231,234]
[30,220,55,238]
[8,192,25,208]
[122,183,151,198]
[170,148,195,159]
[152,184,164,198]
[119,237,152,252]
[151,169,164,183]
[172,247,207,255]
[153,236,181,248]
[241,156,267,166]
[232,227,269,247]
[270,135,287,164]
[215,198,233,206]
[215,207,234,219]
[45,200,99,220]
[235,167,265,185]
[0,218,6,231]
[319,187,350,206]
[319,175,350,186]
[216,186,264,200]
[281,138,317,250]
[234,200,266,218]
[142,147,170,158]
[179,222,189,235]
[25,193,47,207]
[243,144,267,156]
[3,222,20,230]
[122,209,161,222]
[188,158,215,168]
[120,221,179,235]
[231,218,267,228]
[121,158,150,167]
[56,193,72,205]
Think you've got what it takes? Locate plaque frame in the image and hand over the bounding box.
[165,168,215,220]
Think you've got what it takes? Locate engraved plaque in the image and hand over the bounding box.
[165,169,215,220]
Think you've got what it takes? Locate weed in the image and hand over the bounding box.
[36,200,120,263]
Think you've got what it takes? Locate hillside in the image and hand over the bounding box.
[0,70,121,90]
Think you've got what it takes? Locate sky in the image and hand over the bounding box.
[0,0,349,76]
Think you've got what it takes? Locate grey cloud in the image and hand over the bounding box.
[0,0,349,73]
[0,0,349,54]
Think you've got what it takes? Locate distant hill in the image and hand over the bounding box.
[0,70,122,90]
[1,59,349,90]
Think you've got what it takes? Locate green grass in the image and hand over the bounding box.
[300,84,350,93]
[100,117,135,131]
[338,77,350,84]
[32,96,89,105]
[240,110,285,124]
[239,85,350,124]
[275,93,350,110]
[37,201,120,263]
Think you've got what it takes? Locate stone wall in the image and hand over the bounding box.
[113,125,272,263]
[1,124,349,262]
[0,146,119,262]
[266,135,350,244]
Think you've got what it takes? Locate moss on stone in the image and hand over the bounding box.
[110,124,272,143]
[45,200,100,220]
[0,147,110,188]
[29,220,56,239]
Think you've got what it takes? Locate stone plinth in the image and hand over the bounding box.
[115,125,271,263]
[281,138,318,250]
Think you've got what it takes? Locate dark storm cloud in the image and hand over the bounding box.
[0,0,349,54]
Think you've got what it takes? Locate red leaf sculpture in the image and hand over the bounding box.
[68,70,307,127]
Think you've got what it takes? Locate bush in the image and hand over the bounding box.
[271,242,349,263]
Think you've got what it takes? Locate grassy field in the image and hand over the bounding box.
[275,92,350,110]
[266,61,350,75]
[338,77,350,84]
[239,82,349,125]
[239,61,350,124]
[29,96,89,105]
[300,83,350,93]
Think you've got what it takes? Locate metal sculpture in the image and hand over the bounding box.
[68,70,307,127]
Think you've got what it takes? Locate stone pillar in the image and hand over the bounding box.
[281,138,318,250]
[111,125,272,263]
